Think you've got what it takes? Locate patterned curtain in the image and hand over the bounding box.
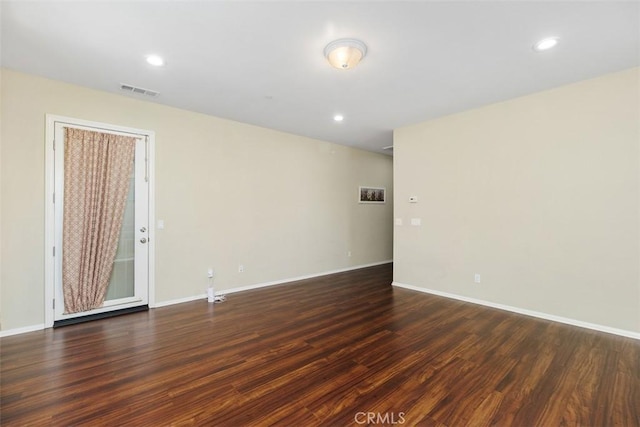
[62,128,136,314]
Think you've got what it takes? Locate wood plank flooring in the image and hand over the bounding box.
[1,264,639,426]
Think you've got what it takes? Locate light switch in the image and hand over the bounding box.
[157,219,165,229]
[411,218,421,226]
[395,218,403,226]
[409,196,418,203]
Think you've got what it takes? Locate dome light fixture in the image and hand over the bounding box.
[533,37,559,52]
[324,38,367,70]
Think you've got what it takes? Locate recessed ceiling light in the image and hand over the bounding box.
[146,55,165,66]
[533,37,559,52]
[334,114,344,122]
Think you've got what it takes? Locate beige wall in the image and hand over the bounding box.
[0,69,393,331]
[394,67,640,333]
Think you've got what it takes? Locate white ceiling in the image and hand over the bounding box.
[2,1,639,155]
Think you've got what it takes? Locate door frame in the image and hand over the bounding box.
[44,115,156,328]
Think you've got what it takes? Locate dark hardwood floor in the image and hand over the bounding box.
[1,263,639,426]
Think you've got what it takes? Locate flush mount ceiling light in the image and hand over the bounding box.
[533,37,559,52]
[333,114,344,122]
[146,54,165,66]
[324,38,367,70]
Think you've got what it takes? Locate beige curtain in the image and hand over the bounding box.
[62,128,136,314]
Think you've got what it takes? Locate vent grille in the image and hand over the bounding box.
[120,83,159,97]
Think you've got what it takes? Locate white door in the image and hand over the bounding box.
[52,121,150,322]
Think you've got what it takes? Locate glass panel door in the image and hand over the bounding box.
[105,164,135,301]
[53,123,149,321]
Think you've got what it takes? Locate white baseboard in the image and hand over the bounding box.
[151,294,206,308]
[392,282,640,340]
[0,323,46,338]
[2,262,393,337]
[218,260,393,296]
[152,260,393,308]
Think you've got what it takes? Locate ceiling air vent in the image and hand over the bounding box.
[120,83,159,97]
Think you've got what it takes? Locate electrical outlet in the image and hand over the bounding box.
[238,264,244,273]
[474,273,481,283]
[207,268,214,278]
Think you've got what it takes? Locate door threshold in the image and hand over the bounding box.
[53,305,149,328]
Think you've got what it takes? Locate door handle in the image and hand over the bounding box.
[140,238,147,244]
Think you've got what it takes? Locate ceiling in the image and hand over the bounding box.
[1,1,639,155]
